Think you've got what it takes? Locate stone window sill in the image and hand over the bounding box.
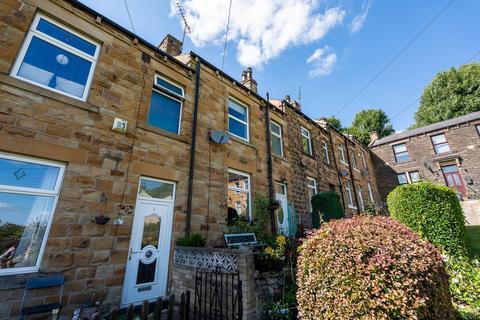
[0,74,99,114]
[137,122,190,144]
[272,153,289,164]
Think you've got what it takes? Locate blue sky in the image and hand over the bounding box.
[79,0,480,131]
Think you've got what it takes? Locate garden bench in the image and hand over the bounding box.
[19,275,64,320]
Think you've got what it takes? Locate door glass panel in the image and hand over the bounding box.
[276,205,284,224]
[275,183,286,195]
[138,179,174,200]
[136,258,157,285]
[141,214,161,249]
[442,165,458,174]
[0,158,60,190]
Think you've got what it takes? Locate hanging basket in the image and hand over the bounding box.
[94,216,110,225]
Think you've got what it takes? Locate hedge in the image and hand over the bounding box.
[311,192,344,228]
[387,182,466,254]
[297,215,455,319]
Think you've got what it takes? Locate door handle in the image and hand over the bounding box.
[128,248,141,261]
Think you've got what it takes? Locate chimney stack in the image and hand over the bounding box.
[241,67,257,93]
[370,131,379,143]
[159,34,183,56]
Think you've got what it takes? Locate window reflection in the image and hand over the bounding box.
[141,214,161,249]
[227,171,251,220]
[138,179,174,200]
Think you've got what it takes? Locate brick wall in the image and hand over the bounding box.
[370,121,480,202]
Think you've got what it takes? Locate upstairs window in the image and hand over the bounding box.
[11,14,100,101]
[351,149,358,170]
[431,134,450,155]
[0,153,65,275]
[397,173,408,184]
[361,152,367,168]
[301,127,312,155]
[270,121,283,157]
[322,141,330,165]
[393,143,410,162]
[338,143,347,163]
[228,99,249,141]
[148,75,185,134]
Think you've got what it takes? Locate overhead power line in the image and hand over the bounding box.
[379,49,480,136]
[222,0,233,71]
[123,0,136,34]
[334,0,456,117]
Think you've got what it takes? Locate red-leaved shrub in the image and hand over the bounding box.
[297,215,455,319]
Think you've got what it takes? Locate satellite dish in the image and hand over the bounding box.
[209,131,230,144]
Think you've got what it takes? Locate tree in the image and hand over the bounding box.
[347,109,394,144]
[414,63,480,127]
[323,116,343,131]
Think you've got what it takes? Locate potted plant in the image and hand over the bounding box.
[94,193,110,225]
[254,235,286,272]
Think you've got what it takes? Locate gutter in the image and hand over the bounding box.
[185,58,201,234]
[265,93,276,234]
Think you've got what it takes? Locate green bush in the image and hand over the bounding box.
[445,254,480,310]
[227,194,271,242]
[311,192,344,228]
[175,233,206,247]
[297,215,455,319]
[387,182,466,254]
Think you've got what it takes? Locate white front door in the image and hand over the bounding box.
[121,177,175,307]
[275,183,289,236]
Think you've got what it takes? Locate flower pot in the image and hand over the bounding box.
[94,216,110,225]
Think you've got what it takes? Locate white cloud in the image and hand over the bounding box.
[306,46,337,77]
[171,0,345,68]
[349,0,373,34]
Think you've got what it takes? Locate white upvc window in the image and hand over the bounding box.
[393,143,410,162]
[228,98,249,141]
[476,124,480,136]
[0,152,65,275]
[367,182,374,203]
[345,180,355,208]
[361,152,367,168]
[148,75,185,134]
[306,177,317,212]
[357,187,364,211]
[431,133,450,155]
[397,173,408,185]
[227,169,251,220]
[351,149,359,170]
[11,13,100,101]
[301,127,312,155]
[322,141,330,165]
[270,121,283,157]
[338,143,347,164]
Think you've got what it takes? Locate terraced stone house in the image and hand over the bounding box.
[0,0,380,317]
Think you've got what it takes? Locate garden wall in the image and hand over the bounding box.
[462,199,480,225]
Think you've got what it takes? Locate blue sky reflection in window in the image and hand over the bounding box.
[13,16,98,100]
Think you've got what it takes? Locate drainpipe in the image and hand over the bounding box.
[327,128,347,211]
[343,135,361,213]
[186,58,201,234]
[265,93,276,234]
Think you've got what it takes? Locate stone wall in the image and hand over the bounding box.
[171,247,258,320]
[371,121,480,202]
[462,200,480,226]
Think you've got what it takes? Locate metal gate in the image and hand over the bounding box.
[193,267,242,320]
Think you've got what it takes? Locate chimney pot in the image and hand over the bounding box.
[241,67,257,93]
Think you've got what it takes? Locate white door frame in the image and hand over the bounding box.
[121,177,176,307]
[275,183,289,236]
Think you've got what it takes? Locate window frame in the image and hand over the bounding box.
[430,133,450,155]
[351,148,359,171]
[301,127,312,155]
[306,176,317,211]
[345,180,356,209]
[322,141,330,165]
[227,98,250,142]
[0,152,66,276]
[227,169,252,220]
[476,124,480,136]
[338,143,347,164]
[367,182,374,203]
[397,173,408,185]
[392,143,410,163]
[357,186,364,211]
[10,13,100,102]
[270,121,284,157]
[361,152,367,168]
[148,74,185,134]
[408,171,420,183]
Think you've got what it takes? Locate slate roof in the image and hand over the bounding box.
[370,111,480,147]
